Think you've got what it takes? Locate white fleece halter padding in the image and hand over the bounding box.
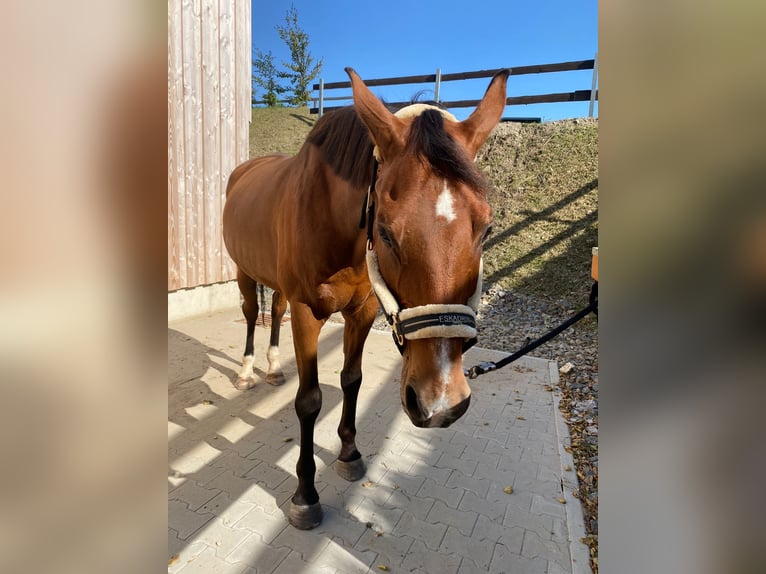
[366,249,400,318]
[372,104,458,161]
[398,305,477,340]
[366,248,483,341]
[467,257,483,312]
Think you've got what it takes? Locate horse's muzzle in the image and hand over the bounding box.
[403,388,471,428]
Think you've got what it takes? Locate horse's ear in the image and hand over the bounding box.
[458,69,509,158]
[346,67,406,161]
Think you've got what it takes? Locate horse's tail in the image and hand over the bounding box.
[258,283,266,328]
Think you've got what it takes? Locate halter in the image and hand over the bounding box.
[361,105,481,355]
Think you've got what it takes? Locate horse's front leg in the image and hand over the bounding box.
[288,302,325,530]
[335,295,378,481]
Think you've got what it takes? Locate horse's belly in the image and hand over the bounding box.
[223,157,290,287]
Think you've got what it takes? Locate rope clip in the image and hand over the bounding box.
[466,362,496,379]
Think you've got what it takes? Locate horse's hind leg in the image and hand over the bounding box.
[265,290,287,386]
[235,269,260,390]
[335,295,378,482]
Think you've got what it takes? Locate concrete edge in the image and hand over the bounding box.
[549,361,592,574]
[168,281,240,322]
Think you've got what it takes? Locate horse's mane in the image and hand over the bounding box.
[306,101,487,194]
[306,106,375,190]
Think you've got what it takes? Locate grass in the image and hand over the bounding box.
[249,106,316,158]
[478,119,598,304]
[249,107,598,305]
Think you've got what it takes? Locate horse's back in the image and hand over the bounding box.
[226,153,291,198]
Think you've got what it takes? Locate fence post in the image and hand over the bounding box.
[434,68,441,103]
[589,52,598,117]
[318,78,324,117]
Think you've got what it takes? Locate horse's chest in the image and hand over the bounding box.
[310,267,370,318]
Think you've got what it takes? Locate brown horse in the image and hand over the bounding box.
[223,68,508,529]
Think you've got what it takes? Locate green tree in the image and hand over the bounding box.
[276,4,323,106]
[252,49,286,107]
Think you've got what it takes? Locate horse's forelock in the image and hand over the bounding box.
[409,110,488,193]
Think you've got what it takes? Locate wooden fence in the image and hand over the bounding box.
[310,57,598,117]
[168,0,251,291]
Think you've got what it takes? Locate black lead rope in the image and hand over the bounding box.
[465,281,598,379]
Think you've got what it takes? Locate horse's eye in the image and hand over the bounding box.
[377,225,394,247]
[481,225,494,244]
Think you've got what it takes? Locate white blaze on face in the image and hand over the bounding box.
[435,180,457,223]
[428,340,452,417]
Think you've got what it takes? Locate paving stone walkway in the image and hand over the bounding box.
[168,308,589,573]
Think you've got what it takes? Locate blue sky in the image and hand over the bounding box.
[251,0,598,121]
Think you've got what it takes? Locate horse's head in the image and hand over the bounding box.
[347,67,508,428]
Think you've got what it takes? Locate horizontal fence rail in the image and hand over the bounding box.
[309,57,598,117]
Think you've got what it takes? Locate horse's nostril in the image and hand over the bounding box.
[405,385,421,416]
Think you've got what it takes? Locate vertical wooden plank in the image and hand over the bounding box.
[168,2,177,290]
[182,0,202,287]
[201,0,221,284]
[169,0,187,290]
[219,0,237,281]
[235,0,251,166]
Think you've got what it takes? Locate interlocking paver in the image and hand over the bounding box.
[224,531,291,572]
[209,449,260,477]
[190,517,252,558]
[522,529,571,571]
[531,492,568,520]
[269,550,312,574]
[174,545,232,573]
[169,480,222,511]
[440,525,495,570]
[169,499,215,540]
[353,497,405,532]
[427,499,478,537]
[234,505,288,544]
[458,490,506,521]
[414,462,453,485]
[312,536,378,573]
[490,542,549,574]
[393,511,448,550]
[355,528,414,568]
[401,540,462,574]
[417,477,465,508]
[270,522,332,561]
[436,450,479,476]
[169,309,592,574]
[198,491,257,526]
[446,468,493,499]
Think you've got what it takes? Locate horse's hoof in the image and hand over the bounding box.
[288,501,323,530]
[335,457,366,482]
[266,372,286,386]
[235,377,256,390]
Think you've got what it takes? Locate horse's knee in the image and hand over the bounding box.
[340,370,362,393]
[295,387,322,420]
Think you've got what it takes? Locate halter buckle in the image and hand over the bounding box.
[388,312,405,346]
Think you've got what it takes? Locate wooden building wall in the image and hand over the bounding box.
[168,0,250,290]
